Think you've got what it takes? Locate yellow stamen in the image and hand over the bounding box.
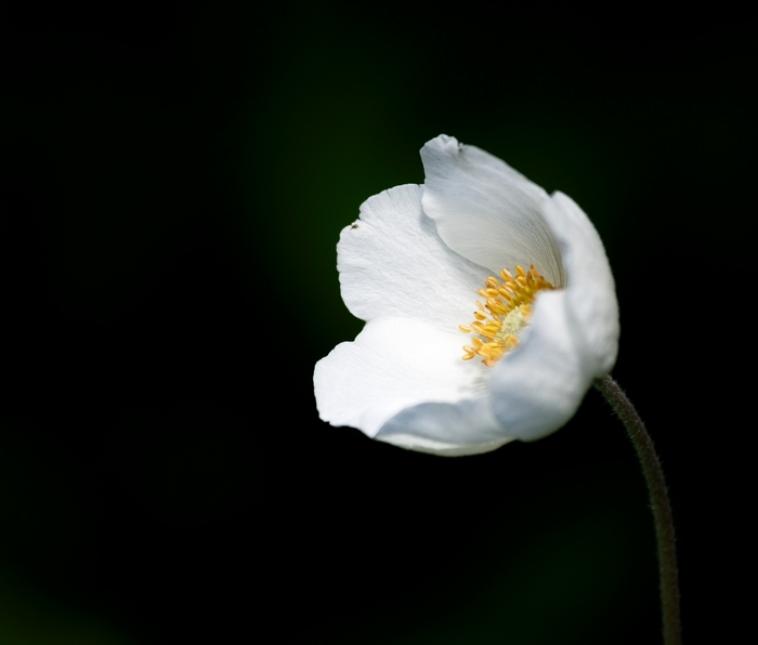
[460,264,554,366]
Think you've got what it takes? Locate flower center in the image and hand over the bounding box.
[460,265,555,366]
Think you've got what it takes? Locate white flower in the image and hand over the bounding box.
[313,134,619,456]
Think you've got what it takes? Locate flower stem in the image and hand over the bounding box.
[594,374,681,645]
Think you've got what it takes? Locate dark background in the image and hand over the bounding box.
[1,8,753,645]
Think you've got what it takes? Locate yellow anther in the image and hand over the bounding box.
[459,265,555,366]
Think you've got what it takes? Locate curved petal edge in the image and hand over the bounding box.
[541,192,619,376]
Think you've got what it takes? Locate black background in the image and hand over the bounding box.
[2,7,754,645]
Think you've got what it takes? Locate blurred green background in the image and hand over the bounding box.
[2,7,752,644]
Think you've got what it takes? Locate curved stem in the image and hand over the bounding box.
[594,374,681,645]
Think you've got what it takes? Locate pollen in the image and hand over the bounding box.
[461,265,555,366]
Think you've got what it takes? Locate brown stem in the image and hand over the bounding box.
[594,374,682,645]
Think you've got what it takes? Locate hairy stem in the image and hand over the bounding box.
[594,374,681,645]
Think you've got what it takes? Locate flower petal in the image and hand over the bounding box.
[488,290,595,441]
[314,316,487,438]
[541,192,619,376]
[420,135,564,286]
[337,184,490,332]
[375,399,511,456]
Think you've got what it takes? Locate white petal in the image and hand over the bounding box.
[420,135,564,286]
[337,184,489,332]
[375,399,512,456]
[541,192,619,376]
[488,290,595,441]
[314,316,488,438]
